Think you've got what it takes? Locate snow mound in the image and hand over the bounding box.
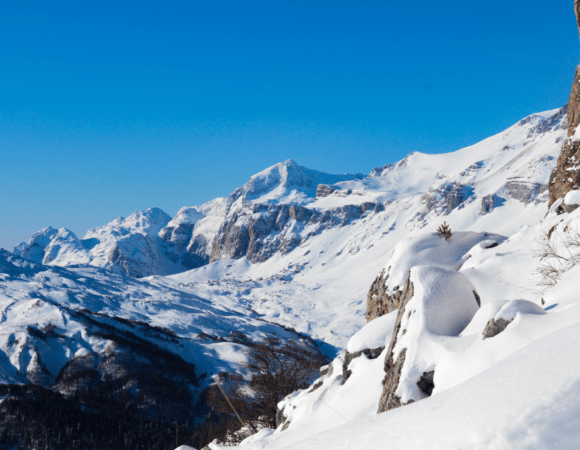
[347,310,397,353]
[384,231,506,292]
[564,189,580,206]
[495,299,546,322]
[404,265,480,337]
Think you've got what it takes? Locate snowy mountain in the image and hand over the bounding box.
[13,108,567,280]
[13,207,186,277]
[4,102,580,449]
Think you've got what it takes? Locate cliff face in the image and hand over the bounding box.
[548,2,580,206]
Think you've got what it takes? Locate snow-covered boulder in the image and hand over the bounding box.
[366,231,504,321]
[377,265,480,413]
[482,299,546,339]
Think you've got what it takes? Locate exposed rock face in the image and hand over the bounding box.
[482,317,513,339]
[425,183,474,214]
[505,180,548,204]
[480,194,502,214]
[210,203,381,264]
[342,347,385,380]
[160,160,366,267]
[366,270,414,322]
[376,275,414,412]
[555,200,580,215]
[549,2,580,207]
[276,406,287,428]
[316,184,337,197]
[108,233,170,278]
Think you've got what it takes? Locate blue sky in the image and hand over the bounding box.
[1,0,578,250]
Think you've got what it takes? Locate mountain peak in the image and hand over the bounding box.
[233,160,365,205]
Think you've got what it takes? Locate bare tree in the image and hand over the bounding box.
[535,226,580,290]
[207,337,328,442]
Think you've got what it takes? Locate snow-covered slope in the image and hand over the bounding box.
[217,202,580,450]
[12,106,568,350]
[6,105,579,449]
[0,249,318,387]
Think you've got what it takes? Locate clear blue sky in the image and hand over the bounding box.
[1,0,578,250]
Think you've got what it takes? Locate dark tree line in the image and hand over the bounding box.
[1,311,328,449]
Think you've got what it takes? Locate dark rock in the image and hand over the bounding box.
[366,270,414,322]
[482,317,513,339]
[416,371,435,396]
[480,194,504,214]
[316,184,337,197]
[342,346,385,380]
[473,290,481,307]
[505,180,548,205]
[275,406,287,428]
[376,277,417,413]
[309,381,323,392]
[210,203,373,264]
[361,202,377,213]
[425,183,474,214]
[378,348,407,412]
[555,199,580,215]
[548,16,580,208]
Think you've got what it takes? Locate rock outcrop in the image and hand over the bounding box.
[506,180,548,205]
[377,266,480,413]
[210,203,381,264]
[548,1,580,206]
[425,183,474,214]
[482,317,513,339]
[316,184,337,197]
[480,194,503,214]
[366,270,414,322]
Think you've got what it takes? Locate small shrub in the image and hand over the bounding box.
[534,226,580,290]
[436,221,452,241]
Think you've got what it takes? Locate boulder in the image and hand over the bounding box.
[377,266,480,413]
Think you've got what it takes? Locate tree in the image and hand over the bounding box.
[437,221,452,241]
[208,338,328,442]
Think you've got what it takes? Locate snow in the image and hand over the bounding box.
[384,231,505,292]
[346,310,397,353]
[494,299,546,322]
[4,105,580,449]
[264,324,580,450]
[392,266,480,403]
[564,189,580,205]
